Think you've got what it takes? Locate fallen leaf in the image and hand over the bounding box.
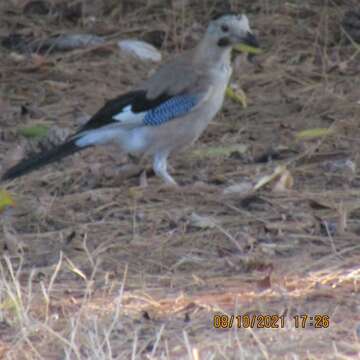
[18,124,49,139]
[295,127,334,140]
[32,34,105,53]
[0,190,15,212]
[272,169,294,192]
[65,256,87,280]
[223,181,253,195]
[253,165,287,191]
[9,52,26,63]
[190,212,216,229]
[118,39,162,62]
[226,86,247,108]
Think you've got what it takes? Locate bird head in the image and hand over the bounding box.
[207,13,260,50]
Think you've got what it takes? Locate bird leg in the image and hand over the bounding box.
[153,152,178,186]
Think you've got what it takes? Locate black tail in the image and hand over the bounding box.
[2,140,89,181]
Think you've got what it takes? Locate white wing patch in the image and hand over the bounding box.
[75,129,119,147]
[113,105,145,126]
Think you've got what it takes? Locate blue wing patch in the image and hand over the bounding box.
[143,95,198,126]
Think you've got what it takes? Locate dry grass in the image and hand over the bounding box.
[1,0,360,359]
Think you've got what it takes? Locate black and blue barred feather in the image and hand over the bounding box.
[76,90,171,133]
[143,95,198,126]
[76,91,198,131]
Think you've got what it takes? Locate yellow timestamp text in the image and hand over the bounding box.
[213,314,330,329]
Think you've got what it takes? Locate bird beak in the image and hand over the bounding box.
[233,31,261,57]
[241,31,260,49]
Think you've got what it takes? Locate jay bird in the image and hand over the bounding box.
[2,13,259,186]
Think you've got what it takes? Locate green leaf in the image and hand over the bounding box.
[0,189,15,212]
[226,86,247,108]
[234,44,262,55]
[18,124,49,139]
[295,128,334,140]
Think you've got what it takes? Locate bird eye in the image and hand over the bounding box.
[221,24,229,32]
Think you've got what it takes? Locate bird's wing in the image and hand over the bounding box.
[74,90,170,133]
[73,60,211,136]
